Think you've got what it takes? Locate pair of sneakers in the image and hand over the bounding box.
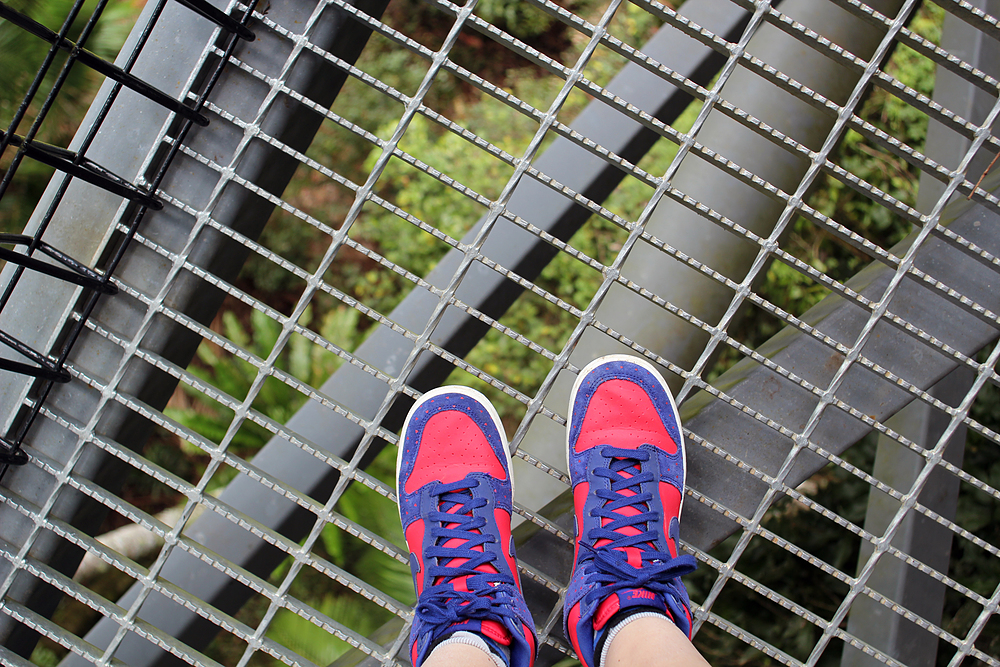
[396,355,698,667]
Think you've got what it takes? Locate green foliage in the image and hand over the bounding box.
[346,61,699,418]
[157,304,412,666]
[809,3,942,273]
[267,595,380,666]
[474,0,557,40]
[28,645,60,667]
[239,22,458,295]
[710,2,945,377]
[318,460,415,606]
[362,117,511,281]
[164,305,363,483]
[258,446,413,666]
[355,111,555,412]
[0,0,134,125]
[345,75,560,318]
[765,258,831,312]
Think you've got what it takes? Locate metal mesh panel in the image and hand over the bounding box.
[1,0,999,665]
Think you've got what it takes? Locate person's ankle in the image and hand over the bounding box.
[431,630,510,667]
[593,607,670,667]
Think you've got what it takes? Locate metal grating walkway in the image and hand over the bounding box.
[0,0,999,665]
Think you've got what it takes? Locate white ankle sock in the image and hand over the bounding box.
[433,630,508,667]
[598,611,666,667]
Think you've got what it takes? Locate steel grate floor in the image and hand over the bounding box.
[1,0,1000,665]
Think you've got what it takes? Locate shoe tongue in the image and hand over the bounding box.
[601,460,649,566]
[437,493,499,581]
[448,618,512,646]
[593,589,667,631]
[479,620,513,646]
[612,456,641,474]
[440,489,473,515]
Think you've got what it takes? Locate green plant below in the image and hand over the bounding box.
[153,305,410,666]
[222,5,970,663]
[266,594,383,666]
[164,304,363,490]
[259,447,415,667]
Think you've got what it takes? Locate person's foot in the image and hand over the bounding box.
[563,355,698,667]
[397,387,536,667]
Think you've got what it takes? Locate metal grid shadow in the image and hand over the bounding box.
[0,0,999,665]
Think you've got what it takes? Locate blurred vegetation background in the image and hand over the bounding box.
[3,0,998,665]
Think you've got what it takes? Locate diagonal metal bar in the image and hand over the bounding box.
[0,133,163,209]
[171,0,257,40]
[0,236,118,295]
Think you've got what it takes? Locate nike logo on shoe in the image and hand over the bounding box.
[627,589,656,601]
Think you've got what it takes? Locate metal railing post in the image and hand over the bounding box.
[842,369,971,667]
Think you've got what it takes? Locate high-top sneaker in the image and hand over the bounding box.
[563,356,698,667]
[397,387,537,667]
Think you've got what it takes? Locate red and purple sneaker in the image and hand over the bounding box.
[397,386,537,667]
[563,355,698,667]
